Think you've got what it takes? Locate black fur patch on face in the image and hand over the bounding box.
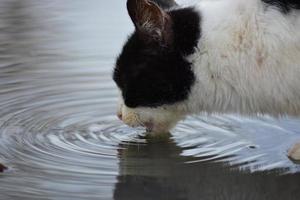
[113,8,201,108]
[262,0,300,13]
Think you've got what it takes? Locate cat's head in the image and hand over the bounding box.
[113,0,200,132]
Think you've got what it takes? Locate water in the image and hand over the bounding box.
[0,1,300,200]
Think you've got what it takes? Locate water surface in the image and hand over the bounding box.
[0,1,300,200]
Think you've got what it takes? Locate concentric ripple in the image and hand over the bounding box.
[173,115,300,172]
[0,1,300,200]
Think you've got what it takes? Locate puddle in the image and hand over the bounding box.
[0,1,300,200]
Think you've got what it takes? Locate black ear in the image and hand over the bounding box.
[127,0,173,45]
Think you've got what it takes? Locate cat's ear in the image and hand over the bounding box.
[127,0,173,45]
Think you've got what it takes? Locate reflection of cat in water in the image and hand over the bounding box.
[0,163,7,172]
[113,0,300,160]
[114,136,300,200]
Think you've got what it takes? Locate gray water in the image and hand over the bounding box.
[0,1,300,200]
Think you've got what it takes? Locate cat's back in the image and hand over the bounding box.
[189,0,300,115]
[195,0,300,67]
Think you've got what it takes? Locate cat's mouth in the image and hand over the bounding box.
[116,102,181,133]
[117,111,169,133]
[117,109,153,131]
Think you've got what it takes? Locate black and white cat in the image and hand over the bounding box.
[113,0,300,157]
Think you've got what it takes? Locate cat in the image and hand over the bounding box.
[113,0,300,158]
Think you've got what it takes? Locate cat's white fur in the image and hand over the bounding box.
[119,0,300,141]
[186,0,300,116]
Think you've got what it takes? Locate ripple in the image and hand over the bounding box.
[0,1,300,200]
[172,115,300,172]
[0,104,143,199]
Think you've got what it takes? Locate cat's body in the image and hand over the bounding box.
[113,0,300,137]
[187,0,300,116]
